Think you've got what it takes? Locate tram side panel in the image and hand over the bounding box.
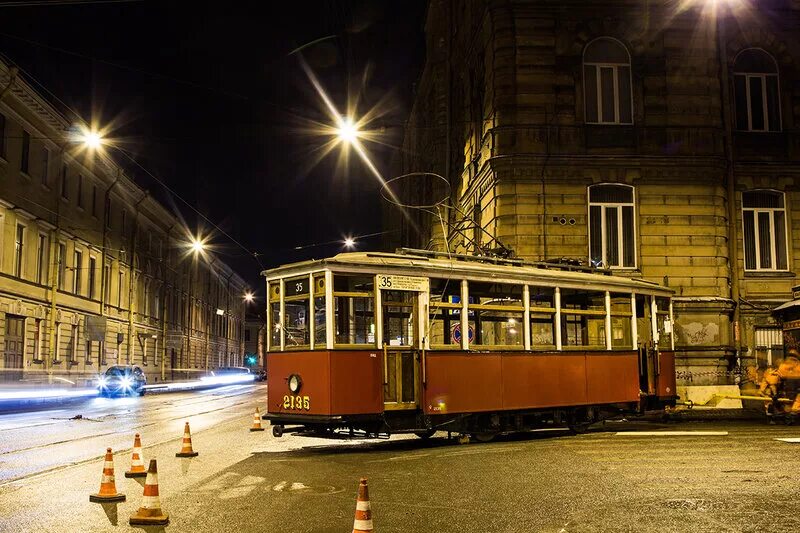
[656,350,677,401]
[500,353,588,410]
[423,351,641,416]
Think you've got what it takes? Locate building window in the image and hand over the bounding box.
[91,185,98,217]
[37,233,48,285]
[88,256,97,300]
[66,324,78,364]
[754,326,783,370]
[245,329,251,342]
[118,269,125,307]
[588,184,636,268]
[734,49,781,132]
[583,37,633,125]
[104,263,111,303]
[57,242,66,290]
[14,223,24,278]
[743,190,788,271]
[0,113,6,158]
[20,130,30,174]
[41,147,50,186]
[105,196,112,228]
[33,319,43,362]
[73,250,83,294]
[61,165,69,200]
[77,174,84,208]
[122,209,127,235]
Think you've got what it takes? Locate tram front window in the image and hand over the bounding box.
[284,277,310,348]
[334,275,375,346]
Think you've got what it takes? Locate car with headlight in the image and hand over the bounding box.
[97,365,147,396]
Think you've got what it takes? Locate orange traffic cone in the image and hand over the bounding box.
[89,448,126,502]
[125,433,147,478]
[129,459,169,526]
[250,407,265,432]
[176,421,199,457]
[352,478,373,533]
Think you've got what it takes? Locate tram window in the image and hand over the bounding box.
[383,290,416,346]
[610,293,633,348]
[530,287,556,349]
[333,275,375,346]
[428,278,462,348]
[469,282,524,348]
[635,294,652,345]
[284,276,310,348]
[268,281,280,348]
[314,274,326,346]
[655,297,672,346]
[560,289,606,348]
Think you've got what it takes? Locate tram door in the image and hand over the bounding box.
[379,276,426,411]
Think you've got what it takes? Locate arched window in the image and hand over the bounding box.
[742,190,787,271]
[588,184,636,268]
[583,38,633,125]
[734,49,781,132]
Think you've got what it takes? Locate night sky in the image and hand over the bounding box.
[0,0,426,292]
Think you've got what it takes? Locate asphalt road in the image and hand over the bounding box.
[1,391,799,532]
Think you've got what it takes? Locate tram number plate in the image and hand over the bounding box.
[283,395,310,411]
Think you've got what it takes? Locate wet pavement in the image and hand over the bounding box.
[1,398,799,532]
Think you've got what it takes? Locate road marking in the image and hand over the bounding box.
[272,481,288,491]
[775,437,800,443]
[615,431,729,437]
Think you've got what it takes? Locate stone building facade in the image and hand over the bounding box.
[0,59,248,386]
[389,0,800,385]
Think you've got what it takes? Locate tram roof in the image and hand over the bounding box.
[262,250,673,295]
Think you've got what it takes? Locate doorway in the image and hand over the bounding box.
[381,289,421,410]
[4,316,25,382]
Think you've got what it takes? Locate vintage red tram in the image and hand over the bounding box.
[264,249,676,440]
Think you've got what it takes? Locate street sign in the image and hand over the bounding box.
[451,323,474,344]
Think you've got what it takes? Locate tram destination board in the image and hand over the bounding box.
[377,274,428,291]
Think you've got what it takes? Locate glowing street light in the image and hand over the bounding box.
[190,238,205,254]
[244,292,254,303]
[343,237,356,249]
[82,130,104,149]
[336,117,359,143]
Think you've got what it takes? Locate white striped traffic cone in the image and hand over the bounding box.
[89,448,126,502]
[129,459,169,525]
[250,407,265,432]
[176,421,199,457]
[352,478,373,533]
[125,433,147,478]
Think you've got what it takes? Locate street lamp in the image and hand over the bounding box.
[81,130,104,150]
[343,237,356,249]
[244,292,254,303]
[336,117,359,143]
[190,238,205,254]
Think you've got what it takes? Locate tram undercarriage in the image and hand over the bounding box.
[268,401,645,441]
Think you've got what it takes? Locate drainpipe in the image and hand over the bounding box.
[716,8,741,370]
[127,191,148,364]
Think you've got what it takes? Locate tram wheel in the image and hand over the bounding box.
[472,431,498,443]
[414,429,435,440]
[272,425,284,438]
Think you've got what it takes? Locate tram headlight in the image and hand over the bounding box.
[288,374,302,394]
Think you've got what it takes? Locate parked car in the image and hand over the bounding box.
[98,365,147,396]
[253,368,266,382]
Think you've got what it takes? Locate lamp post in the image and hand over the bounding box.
[185,238,204,378]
